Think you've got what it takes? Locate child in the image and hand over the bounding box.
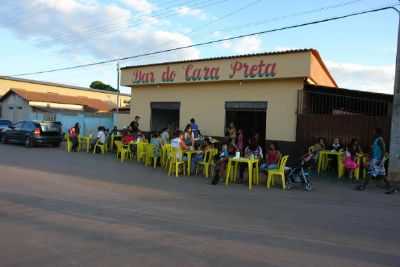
[331,137,342,151]
[211,139,237,185]
[150,132,162,159]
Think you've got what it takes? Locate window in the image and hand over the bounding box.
[13,122,24,130]
[9,106,14,110]
[23,122,35,131]
[43,113,56,121]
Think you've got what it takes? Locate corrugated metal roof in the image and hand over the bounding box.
[120,49,315,69]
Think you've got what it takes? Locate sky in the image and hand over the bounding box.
[0,0,398,95]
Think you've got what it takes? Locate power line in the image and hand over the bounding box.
[9,5,398,77]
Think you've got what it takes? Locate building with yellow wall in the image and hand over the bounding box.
[120,49,337,151]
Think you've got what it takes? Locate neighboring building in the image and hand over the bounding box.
[0,89,115,135]
[0,75,131,109]
[120,49,392,156]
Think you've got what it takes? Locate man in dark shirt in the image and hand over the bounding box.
[130,116,140,133]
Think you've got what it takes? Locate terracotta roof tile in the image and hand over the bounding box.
[7,89,114,112]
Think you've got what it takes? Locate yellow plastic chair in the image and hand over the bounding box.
[163,145,173,170]
[168,148,186,177]
[136,142,147,163]
[115,141,132,162]
[66,136,73,152]
[196,148,218,177]
[93,140,106,154]
[145,144,159,168]
[267,155,289,190]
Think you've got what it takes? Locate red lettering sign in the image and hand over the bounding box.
[230,60,276,78]
[185,64,220,82]
[133,70,155,84]
[162,66,176,82]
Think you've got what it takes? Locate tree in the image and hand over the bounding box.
[89,81,117,92]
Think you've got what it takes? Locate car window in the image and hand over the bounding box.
[40,122,61,132]
[13,122,24,130]
[23,122,35,131]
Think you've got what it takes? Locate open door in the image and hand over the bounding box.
[225,101,267,145]
[151,102,180,132]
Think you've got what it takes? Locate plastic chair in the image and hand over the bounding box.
[93,140,106,154]
[136,142,147,163]
[162,144,173,169]
[267,155,289,190]
[145,144,159,168]
[196,149,218,177]
[168,148,185,177]
[66,136,73,152]
[115,141,132,162]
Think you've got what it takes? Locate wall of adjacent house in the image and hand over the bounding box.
[1,94,32,122]
[0,78,131,108]
[51,112,114,135]
[113,112,132,129]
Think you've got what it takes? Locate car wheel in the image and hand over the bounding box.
[25,137,32,148]
[1,135,7,144]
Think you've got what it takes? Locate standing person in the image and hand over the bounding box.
[129,116,141,134]
[356,128,388,191]
[190,118,200,139]
[68,122,80,152]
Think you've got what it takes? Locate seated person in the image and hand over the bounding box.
[191,138,212,175]
[344,146,359,179]
[239,138,263,183]
[122,130,135,145]
[91,126,106,152]
[150,132,162,159]
[331,137,342,151]
[160,128,170,145]
[211,139,237,185]
[261,143,281,171]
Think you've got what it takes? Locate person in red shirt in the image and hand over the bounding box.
[265,143,281,170]
[122,130,135,145]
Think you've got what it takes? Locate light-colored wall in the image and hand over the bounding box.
[113,112,132,129]
[130,79,303,142]
[122,52,311,87]
[1,94,32,122]
[309,54,336,87]
[0,78,131,108]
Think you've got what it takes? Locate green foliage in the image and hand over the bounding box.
[90,81,117,91]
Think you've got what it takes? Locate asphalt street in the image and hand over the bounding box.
[0,143,399,267]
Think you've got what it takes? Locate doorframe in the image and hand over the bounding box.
[150,102,181,132]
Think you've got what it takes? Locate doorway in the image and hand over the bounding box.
[225,101,267,145]
[151,102,180,132]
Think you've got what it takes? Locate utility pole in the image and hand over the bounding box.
[116,62,120,113]
[389,7,400,182]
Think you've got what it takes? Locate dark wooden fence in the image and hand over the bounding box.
[297,114,391,151]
